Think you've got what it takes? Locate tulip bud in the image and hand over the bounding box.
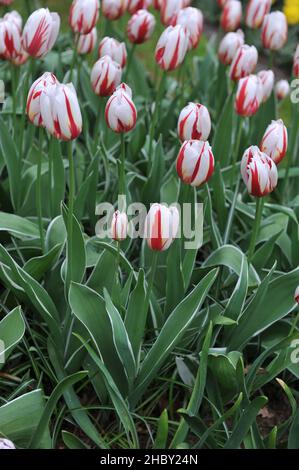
[77,27,97,55]
[178,103,211,142]
[128,0,151,15]
[91,55,122,97]
[293,44,299,78]
[40,83,82,141]
[27,72,58,126]
[161,0,184,26]
[22,8,60,58]
[241,146,278,197]
[102,0,128,21]
[260,119,288,165]
[257,70,274,103]
[3,10,22,31]
[69,0,99,34]
[221,0,242,32]
[245,0,271,29]
[111,211,128,241]
[155,25,189,71]
[153,0,161,9]
[275,79,290,100]
[235,75,262,117]
[0,438,15,449]
[144,203,179,252]
[174,7,203,50]
[261,11,288,51]
[0,18,21,61]
[127,9,156,44]
[176,140,215,187]
[230,44,258,81]
[105,83,137,133]
[218,29,244,65]
[98,36,127,68]
[294,286,299,304]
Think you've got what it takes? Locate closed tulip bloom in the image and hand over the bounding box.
[260,119,288,165]
[144,203,180,252]
[127,9,156,44]
[176,140,215,187]
[69,0,99,34]
[102,0,128,21]
[221,0,242,32]
[245,0,271,29]
[91,55,122,97]
[0,18,21,61]
[293,44,299,78]
[155,25,189,71]
[229,44,258,81]
[105,83,137,133]
[257,70,274,103]
[160,0,184,26]
[0,438,15,449]
[111,211,128,241]
[241,146,278,197]
[23,8,60,58]
[294,286,299,304]
[77,27,97,54]
[275,79,290,100]
[128,0,151,15]
[98,36,127,68]
[40,83,82,141]
[174,7,203,50]
[3,10,22,31]
[27,72,58,126]
[218,29,244,65]
[261,11,288,51]
[153,0,162,9]
[235,75,262,117]
[178,103,211,142]
[12,43,29,66]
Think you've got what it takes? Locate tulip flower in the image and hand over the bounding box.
[221,0,242,32]
[102,0,128,21]
[174,7,203,50]
[0,438,15,449]
[261,11,288,51]
[217,0,229,7]
[11,44,29,66]
[111,211,128,241]
[160,0,184,26]
[22,8,60,58]
[127,9,156,44]
[69,0,99,34]
[275,79,290,100]
[260,119,288,165]
[128,0,151,15]
[257,70,274,103]
[77,27,97,55]
[235,75,262,117]
[0,18,21,61]
[293,44,299,78]
[153,0,161,9]
[144,203,180,252]
[245,0,271,29]
[0,0,14,4]
[218,29,244,66]
[105,83,137,133]
[294,286,299,304]
[91,55,122,97]
[178,103,211,142]
[176,140,215,187]
[230,44,258,81]
[26,72,58,126]
[155,25,189,71]
[98,36,127,68]
[3,10,22,31]
[241,146,278,197]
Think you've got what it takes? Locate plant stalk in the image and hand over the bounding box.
[248,197,264,263]
[37,127,45,252]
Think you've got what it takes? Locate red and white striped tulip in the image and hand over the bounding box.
[69,0,99,34]
[0,0,14,4]
[26,72,58,127]
[91,55,122,97]
[22,8,60,58]
[176,140,215,187]
[174,7,203,50]
[128,0,151,15]
[217,0,229,7]
[261,11,288,51]
[221,0,242,32]
[160,0,184,26]
[0,439,15,449]
[98,36,127,68]
[40,83,82,141]
[144,203,180,252]
[102,0,128,21]
[275,79,290,100]
[218,29,244,65]
[245,0,271,29]
[257,70,274,103]
[153,0,161,9]
[77,27,97,55]
[111,211,128,241]
[155,25,189,71]
[293,44,299,78]
[294,286,299,304]
[241,146,278,197]
[178,103,211,142]
[229,44,258,81]
[260,119,288,165]
[0,18,21,61]
[235,74,262,117]
[105,83,137,133]
[127,9,156,44]
[3,10,22,31]
[11,44,29,66]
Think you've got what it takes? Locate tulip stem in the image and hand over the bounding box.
[282,102,299,202]
[148,72,166,171]
[145,251,158,313]
[124,44,136,82]
[248,197,264,263]
[36,127,45,252]
[66,142,75,293]
[19,57,34,164]
[119,133,126,196]
[10,63,17,137]
[70,34,80,83]
[230,116,243,185]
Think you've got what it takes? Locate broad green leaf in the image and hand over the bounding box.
[0,211,41,239]
[62,431,89,449]
[0,306,25,369]
[0,114,21,210]
[154,410,169,450]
